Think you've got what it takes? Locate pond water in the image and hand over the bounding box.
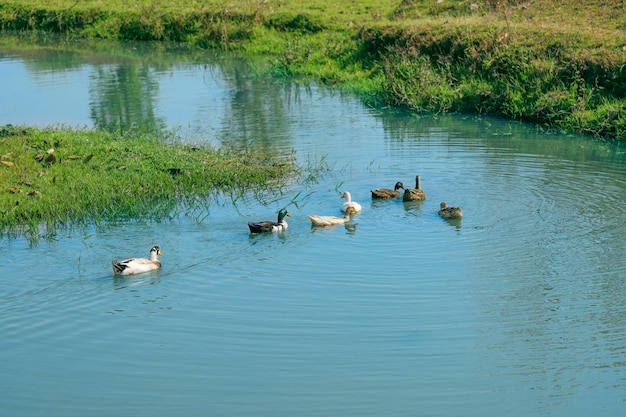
[1,33,626,417]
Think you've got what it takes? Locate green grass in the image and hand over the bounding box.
[0,125,297,237]
[2,0,624,139]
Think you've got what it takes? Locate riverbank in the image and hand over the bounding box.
[1,0,625,140]
[0,125,297,237]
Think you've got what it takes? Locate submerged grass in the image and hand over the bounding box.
[0,125,297,236]
[1,0,625,140]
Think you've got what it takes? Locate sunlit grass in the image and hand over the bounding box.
[1,0,625,140]
[0,125,298,235]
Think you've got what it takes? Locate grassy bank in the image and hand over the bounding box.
[1,0,625,140]
[0,125,297,237]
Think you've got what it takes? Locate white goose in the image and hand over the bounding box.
[340,191,362,213]
[112,246,162,276]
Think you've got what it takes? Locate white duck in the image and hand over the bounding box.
[112,246,162,276]
[340,191,362,213]
[309,205,358,227]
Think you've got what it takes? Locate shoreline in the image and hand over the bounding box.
[0,0,624,140]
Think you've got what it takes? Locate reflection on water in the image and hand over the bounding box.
[0,31,299,148]
[89,64,165,133]
[1,32,626,417]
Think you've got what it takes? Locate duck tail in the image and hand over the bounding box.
[111,261,125,274]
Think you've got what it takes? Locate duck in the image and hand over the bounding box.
[371,181,404,199]
[112,246,162,276]
[309,205,358,227]
[403,175,426,202]
[340,191,362,213]
[248,208,291,233]
[438,202,463,219]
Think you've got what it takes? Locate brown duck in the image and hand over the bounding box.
[403,175,426,202]
[371,181,404,199]
[438,202,463,219]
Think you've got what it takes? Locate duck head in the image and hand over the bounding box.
[277,208,291,223]
[149,246,163,261]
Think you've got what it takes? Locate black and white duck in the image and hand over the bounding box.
[248,208,291,233]
[112,246,163,276]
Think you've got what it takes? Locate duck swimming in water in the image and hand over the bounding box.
[112,246,163,276]
[371,181,404,199]
[308,205,358,227]
[403,175,426,202]
[438,202,463,219]
[340,191,362,213]
[248,208,291,233]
